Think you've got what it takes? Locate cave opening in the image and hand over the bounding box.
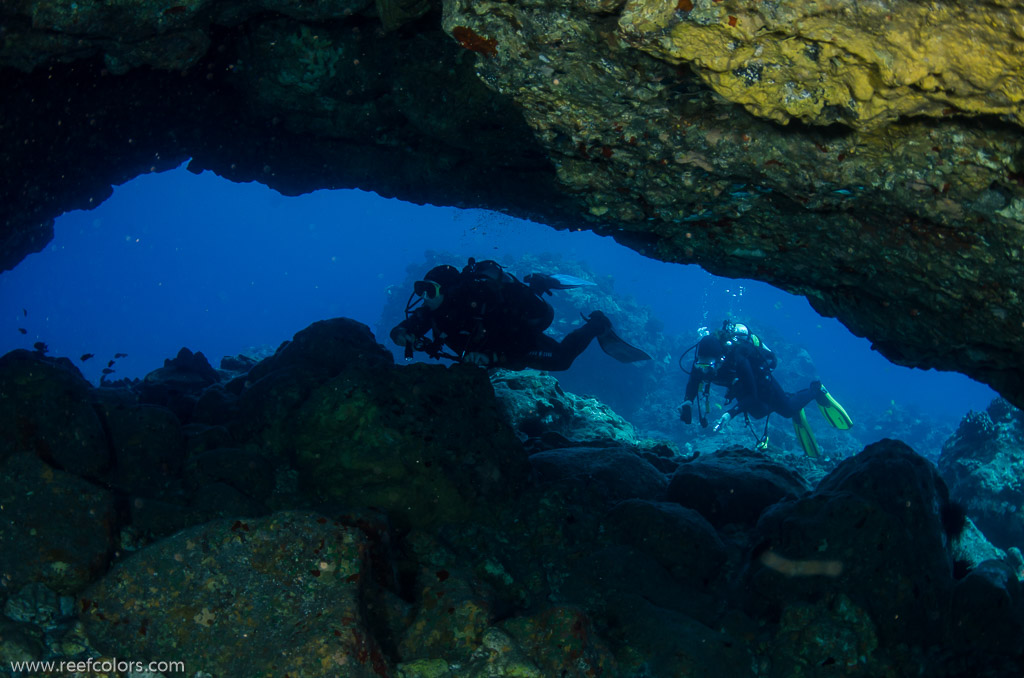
[0,164,997,453]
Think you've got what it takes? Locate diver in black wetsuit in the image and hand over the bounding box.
[390,259,649,370]
[678,321,851,456]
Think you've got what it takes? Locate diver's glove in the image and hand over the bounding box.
[712,412,732,433]
[679,402,692,425]
[524,273,558,296]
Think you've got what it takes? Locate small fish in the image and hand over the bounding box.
[17,328,27,334]
[114,352,128,359]
[22,308,27,317]
[107,360,115,368]
[33,341,48,353]
[101,368,115,375]
[80,353,94,362]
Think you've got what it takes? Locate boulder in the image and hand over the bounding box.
[81,511,391,678]
[98,402,186,496]
[0,349,110,477]
[137,347,220,422]
[746,440,957,650]
[666,447,810,528]
[289,363,528,529]
[0,453,117,594]
[529,446,668,504]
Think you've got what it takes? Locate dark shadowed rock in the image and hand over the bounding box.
[183,447,276,501]
[529,446,668,503]
[747,440,956,653]
[604,498,729,586]
[245,318,393,384]
[562,545,721,623]
[604,594,755,678]
[666,447,810,528]
[0,454,117,594]
[190,383,239,425]
[81,511,390,678]
[0,349,111,477]
[949,558,1024,660]
[98,403,186,496]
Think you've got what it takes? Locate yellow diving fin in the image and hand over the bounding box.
[816,384,853,430]
[793,408,820,458]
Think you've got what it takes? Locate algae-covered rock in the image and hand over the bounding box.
[398,567,494,662]
[0,453,117,595]
[620,0,1024,129]
[290,363,528,529]
[500,606,617,677]
[768,594,887,678]
[81,511,390,678]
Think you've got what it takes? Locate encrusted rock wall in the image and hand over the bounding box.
[2,0,1024,405]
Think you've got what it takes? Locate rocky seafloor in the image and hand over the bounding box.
[1,317,1022,678]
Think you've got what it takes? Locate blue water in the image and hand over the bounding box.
[0,164,996,426]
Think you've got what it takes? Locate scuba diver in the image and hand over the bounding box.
[390,258,651,370]
[678,320,852,457]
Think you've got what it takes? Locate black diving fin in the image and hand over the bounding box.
[596,329,652,363]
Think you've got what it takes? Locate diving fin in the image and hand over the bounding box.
[793,408,820,458]
[816,385,853,430]
[596,329,652,363]
[549,273,597,290]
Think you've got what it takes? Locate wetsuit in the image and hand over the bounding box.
[393,275,606,371]
[685,341,817,420]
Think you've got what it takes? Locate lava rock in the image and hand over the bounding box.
[950,558,1024,658]
[665,447,810,528]
[81,511,390,678]
[0,453,117,594]
[604,498,729,586]
[183,447,276,501]
[528,446,668,503]
[98,402,186,496]
[245,317,394,384]
[746,440,957,650]
[0,349,111,477]
[289,363,527,529]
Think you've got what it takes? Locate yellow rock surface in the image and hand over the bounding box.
[619,0,1024,128]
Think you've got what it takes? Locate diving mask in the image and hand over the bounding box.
[414,280,442,300]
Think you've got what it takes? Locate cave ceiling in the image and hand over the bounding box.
[1,0,1023,406]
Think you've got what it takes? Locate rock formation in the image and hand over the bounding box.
[1,0,1023,406]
